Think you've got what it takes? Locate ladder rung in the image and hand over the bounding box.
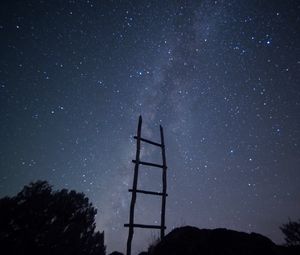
[129,189,168,197]
[124,224,166,229]
[132,160,164,168]
[134,136,162,147]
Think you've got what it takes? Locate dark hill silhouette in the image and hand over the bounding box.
[149,226,281,255]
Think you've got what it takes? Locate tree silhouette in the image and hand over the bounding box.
[0,180,105,255]
[280,219,300,246]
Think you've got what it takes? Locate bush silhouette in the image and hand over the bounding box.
[280,219,300,247]
[0,180,105,255]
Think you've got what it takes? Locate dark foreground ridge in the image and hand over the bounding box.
[147,226,299,255]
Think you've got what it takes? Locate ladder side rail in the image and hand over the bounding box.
[160,125,167,239]
[126,116,142,255]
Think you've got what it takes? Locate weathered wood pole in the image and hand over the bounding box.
[126,115,142,255]
[160,125,167,239]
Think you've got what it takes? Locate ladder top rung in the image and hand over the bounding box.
[134,136,162,147]
[124,223,166,229]
[129,189,168,197]
[132,160,166,169]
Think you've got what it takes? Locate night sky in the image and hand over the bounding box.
[0,0,300,253]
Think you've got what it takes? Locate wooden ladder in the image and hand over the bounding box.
[124,115,168,255]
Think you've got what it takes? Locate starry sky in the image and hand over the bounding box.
[0,0,300,253]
